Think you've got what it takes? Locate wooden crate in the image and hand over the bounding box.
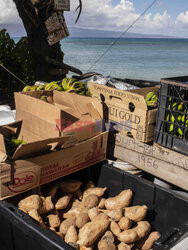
[108,132,188,191]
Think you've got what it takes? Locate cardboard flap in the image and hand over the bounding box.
[54,90,93,108]
[0,121,22,138]
[54,90,102,120]
[12,136,71,160]
[15,92,61,124]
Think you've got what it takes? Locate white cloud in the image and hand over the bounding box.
[176,11,188,28]
[0,0,188,37]
[0,0,21,24]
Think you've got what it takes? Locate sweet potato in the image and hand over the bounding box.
[39,196,54,214]
[55,196,71,210]
[98,237,116,250]
[102,231,115,242]
[76,211,90,228]
[47,214,61,228]
[135,231,161,250]
[79,246,94,250]
[77,214,110,246]
[59,216,76,235]
[63,200,85,218]
[59,180,82,193]
[65,225,78,244]
[124,205,147,222]
[118,221,151,244]
[83,187,107,203]
[88,207,99,221]
[118,217,132,231]
[18,195,42,212]
[105,190,133,210]
[110,221,121,236]
[28,209,46,229]
[118,242,133,250]
[100,209,122,221]
[84,194,99,208]
[98,198,106,209]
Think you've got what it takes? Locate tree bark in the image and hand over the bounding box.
[13,0,69,82]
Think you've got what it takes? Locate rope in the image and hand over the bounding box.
[87,0,158,72]
[0,64,27,86]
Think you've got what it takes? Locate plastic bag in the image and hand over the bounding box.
[0,105,15,125]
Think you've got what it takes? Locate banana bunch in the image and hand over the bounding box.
[167,100,188,139]
[146,92,158,108]
[22,78,91,97]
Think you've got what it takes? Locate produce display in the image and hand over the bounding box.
[166,97,188,139]
[22,78,92,97]
[17,180,161,250]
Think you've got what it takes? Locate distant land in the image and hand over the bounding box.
[0,23,183,39]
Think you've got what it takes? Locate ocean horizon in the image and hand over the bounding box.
[13,37,188,81]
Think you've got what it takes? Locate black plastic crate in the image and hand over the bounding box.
[0,162,188,250]
[155,76,188,155]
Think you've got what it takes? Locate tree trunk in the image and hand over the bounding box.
[13,0,69,82]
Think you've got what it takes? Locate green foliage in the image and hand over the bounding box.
[0,29,35,101]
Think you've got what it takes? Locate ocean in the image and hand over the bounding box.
[14,37,188,81]
[60,38,188,81]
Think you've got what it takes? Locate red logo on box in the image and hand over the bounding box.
[8,172,37,193]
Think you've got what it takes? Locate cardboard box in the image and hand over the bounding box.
[0,121,108,200]
[15,90,103,147]
[89,82,159,142]
[108,132,188,191]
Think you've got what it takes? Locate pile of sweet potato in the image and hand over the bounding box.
[17,180,160,250]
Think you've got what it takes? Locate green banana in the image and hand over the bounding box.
[37,85,45,91]
[11,138,26,147]
[146,92,158,107]
[169,124,174,133]
[41,95,48,102]
[23,85,32,92]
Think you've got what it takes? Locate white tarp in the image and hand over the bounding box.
[0,105,15,125]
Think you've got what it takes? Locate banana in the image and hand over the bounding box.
[178,102,184,111]
[62,78,76,91]
[11,138,26,147]
[41,95,48,102]
[23,86,32,92]
[30,86,38,91]
[169,124,174,133]
[146,92,158,107]
[37,85,45,91]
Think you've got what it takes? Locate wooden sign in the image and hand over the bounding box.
[54,0,70,11]
[45,13,69,46]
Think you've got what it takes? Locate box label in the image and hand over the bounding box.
[8,171,38,193]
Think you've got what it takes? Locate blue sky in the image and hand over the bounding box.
[112,0,188,18]
[1,0,188,37]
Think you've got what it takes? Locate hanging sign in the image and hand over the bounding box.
[53,0,70,11]
[45,12,69,46]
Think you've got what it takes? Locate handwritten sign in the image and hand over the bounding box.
[45,13,69,46]
[54,0,70,11]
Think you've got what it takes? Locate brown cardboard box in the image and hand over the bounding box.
[108,132,188,191]
[15,90,103,147]
[0,121,108,200]
[89,82,159,142]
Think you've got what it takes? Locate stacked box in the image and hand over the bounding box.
[89,82,159,142]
